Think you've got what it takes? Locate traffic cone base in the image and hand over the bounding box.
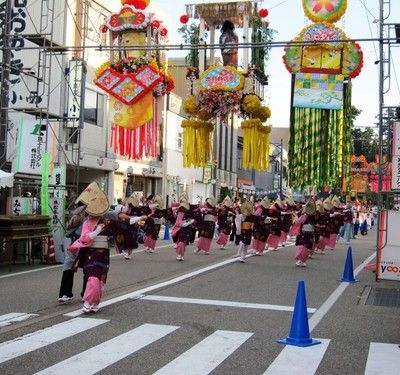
[338,247,359,283]
[277,336,321,347]
[277,280,321,347]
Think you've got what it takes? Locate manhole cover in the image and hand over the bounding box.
[365,287,400,308]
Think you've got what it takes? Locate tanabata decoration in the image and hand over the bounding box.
[284,0,363,190]
[94,0,174,160]
[181,65,272,169]
[302,0,347,23]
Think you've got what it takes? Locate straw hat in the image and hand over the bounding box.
[153,194,163,207]
[316,199,324,214]
[126,193,140,207]
[302,198,316,215]
[323,197,333,211]
[240,200,253,216]
[179,196,190,210]
[260,197,271,209]
[221,195,232,208]
[76,181,110,217]
[332,195,341,208]
[285,196,295,207]
[206,196,217,208]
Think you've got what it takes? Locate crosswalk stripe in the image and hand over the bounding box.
[34,324,179,375]
[143,295,317,313]
[0,312,38,327]
[153,330,253,375]
[365,343,400,374]
[263,338,330,375]
[0,317,108,364]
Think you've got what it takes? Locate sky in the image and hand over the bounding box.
[114,0,400,128]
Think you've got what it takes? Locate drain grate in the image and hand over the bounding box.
[365,287,400,308]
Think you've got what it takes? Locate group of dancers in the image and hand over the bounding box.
[59,180,356,313]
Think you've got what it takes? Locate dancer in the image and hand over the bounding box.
[58,203,87,302]
[216,196,234,250]
[266,199,283,251]
[171,196,194,261]
[250,197,271,255]
[194,196,218,255]
[234,200,255,262]
[143,195,165,253]
[69,181,146,313]
[294,198,317,267]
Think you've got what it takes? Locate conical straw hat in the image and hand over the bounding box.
[222,195,232,207]
[126,193,141,207]
[76,181,110,217]
[241,200,253,216]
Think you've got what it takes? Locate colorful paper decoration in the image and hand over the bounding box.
[199,66,245,92]
[105,5,149,31]
[302,0,347,23]
[94,65,163,105]
[293,73,344,110]
[283,26,363,78]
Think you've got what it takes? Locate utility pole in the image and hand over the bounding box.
[0,0,12,170]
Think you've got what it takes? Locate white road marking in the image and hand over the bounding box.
[142,295,317,313]
[0,317,108,364]
[263,339,330,375]
[308,252,376,332]
[364,343,400,374]
[154,330,253,375]
[0,312,38,327]
[34,324,179,375]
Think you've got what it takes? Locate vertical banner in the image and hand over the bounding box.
[392,121,400,190]
[41,152,50,215]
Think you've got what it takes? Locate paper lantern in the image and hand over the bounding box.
[258,8,269,18]
[180,14,189,24]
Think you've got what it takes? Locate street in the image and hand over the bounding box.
[0,227,399,374]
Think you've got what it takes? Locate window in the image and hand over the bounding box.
[84,88,104,126]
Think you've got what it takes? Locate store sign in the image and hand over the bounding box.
[392,121,400,190]
[15,118,57,175]
[67,59,85,127]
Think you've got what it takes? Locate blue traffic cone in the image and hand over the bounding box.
[339,247,359,282]
[163,223,171,240]
[277,280,321,347]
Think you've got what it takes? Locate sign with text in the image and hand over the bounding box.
[15,118,57,175]
[392,121,400,190]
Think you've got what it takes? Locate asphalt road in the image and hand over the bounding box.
[0,227,399,374]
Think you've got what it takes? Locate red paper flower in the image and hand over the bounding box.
[151,20,160,29]
[180,14,189,24]
[159,28,168,37]
[100,24,108,33]
[121,0,150,10]
[258,8,269,18]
